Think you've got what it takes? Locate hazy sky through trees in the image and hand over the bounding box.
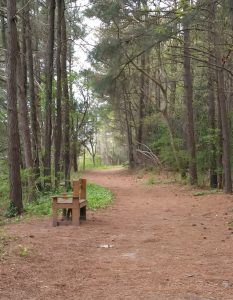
[73,0,100,71]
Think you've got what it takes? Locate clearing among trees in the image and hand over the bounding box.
[1,168,233,300]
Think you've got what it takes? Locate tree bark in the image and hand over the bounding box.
[215,47,232,193]
[217,95,223,189]
[73,140,78,173]
[6,0,23,214]
[212,2,232,193]
[44,0,56,187]
[169,0,178,114]
[17,43,35,202]
[137,53,145,146]
[1,0,6,49]
[207,0,217,188]
[182,0,198,185]
[123,93,135,168]
[61,0,70,188]
[21,1,27,95]
[54,0,62,187]
[25,7,40,182]
[83,148,86,170]
[229,0,233,30]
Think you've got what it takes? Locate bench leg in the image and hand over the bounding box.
[72,207,80,226]
[52,208,58,227]
[80,206,86,221]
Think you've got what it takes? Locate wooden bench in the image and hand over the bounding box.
[51,178,87,226]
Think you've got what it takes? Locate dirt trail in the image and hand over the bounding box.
[1,168,233,300]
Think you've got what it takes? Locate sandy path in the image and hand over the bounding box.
[1,168,233,300]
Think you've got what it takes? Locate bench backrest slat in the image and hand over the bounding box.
[73,180,81,197]
[80,178,86,199]
[73,178,86,200]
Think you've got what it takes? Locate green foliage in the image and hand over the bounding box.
[4,202,18,218]
[78,154,121,171]
[0,161,9,216]
[85,1,122,24]
[23,183,113,216]
[24,194,52,216]
[192,190,219,197]
[149,120,188,170]
[196,120,220,175]
[145,177,156,185]
[79,154,102,171]
[87,183,113,210]
[228,221,233,229]
[18,245,30,258]
[136,169,145,179]
[92,37,121,63]
[0,230,16,259]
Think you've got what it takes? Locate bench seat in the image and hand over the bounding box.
[52,179,87,226]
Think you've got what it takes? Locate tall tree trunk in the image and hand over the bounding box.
[162,110,181,173]
[54,0,62,187]
[83,148,86,171]
[61,0,70,188]
[21,0,27,95]
[215,46,232,193]
[207,0,217,188]
[123,93,135,168]
[182,0,197,185]
[137,53,145,146]
[1,0,6,49]
[17,41,35,202]
[6,0,23,214]
[17,43,33,176]
[212,2,232,193]
[170,46,177,114]
[25,7,40,183]
[169,0,177,114]
[68,42,78,173]
[217,95,223,189]
[33,2,43,190]
[229,0,233,29]
[44,0,56,187]
[73,140,78,173]
[207,68,218,188]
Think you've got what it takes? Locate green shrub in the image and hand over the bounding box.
[145,177,156,185]
[87,183,113,210]
[24,195,52,216]
[4,202,18,218]
[24,183,113,216]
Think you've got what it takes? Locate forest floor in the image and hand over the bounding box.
[1,168,233,300]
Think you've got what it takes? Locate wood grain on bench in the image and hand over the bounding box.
[51,178,87,226]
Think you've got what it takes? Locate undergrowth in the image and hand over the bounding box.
[24,183,113,216]
[78,155,121,171]
[0,229,17,259]
[0,183,114,223]
[87,183,113,210]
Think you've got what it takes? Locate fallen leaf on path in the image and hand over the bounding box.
[98,244,114,248]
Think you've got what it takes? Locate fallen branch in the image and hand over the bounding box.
[136,142,163,167]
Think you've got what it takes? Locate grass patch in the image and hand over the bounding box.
[0,182,114,225]
[144,177,177,186]
[78,155,121,171]
[136,169,145,179]
[192,189,220,197]
[228,221,233,228]
[24,183,113,216]
[18,245,30,258]
[24,193,53,216]
[145,177,156,185]
[87,183,113,210]
[0,229,17,259]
